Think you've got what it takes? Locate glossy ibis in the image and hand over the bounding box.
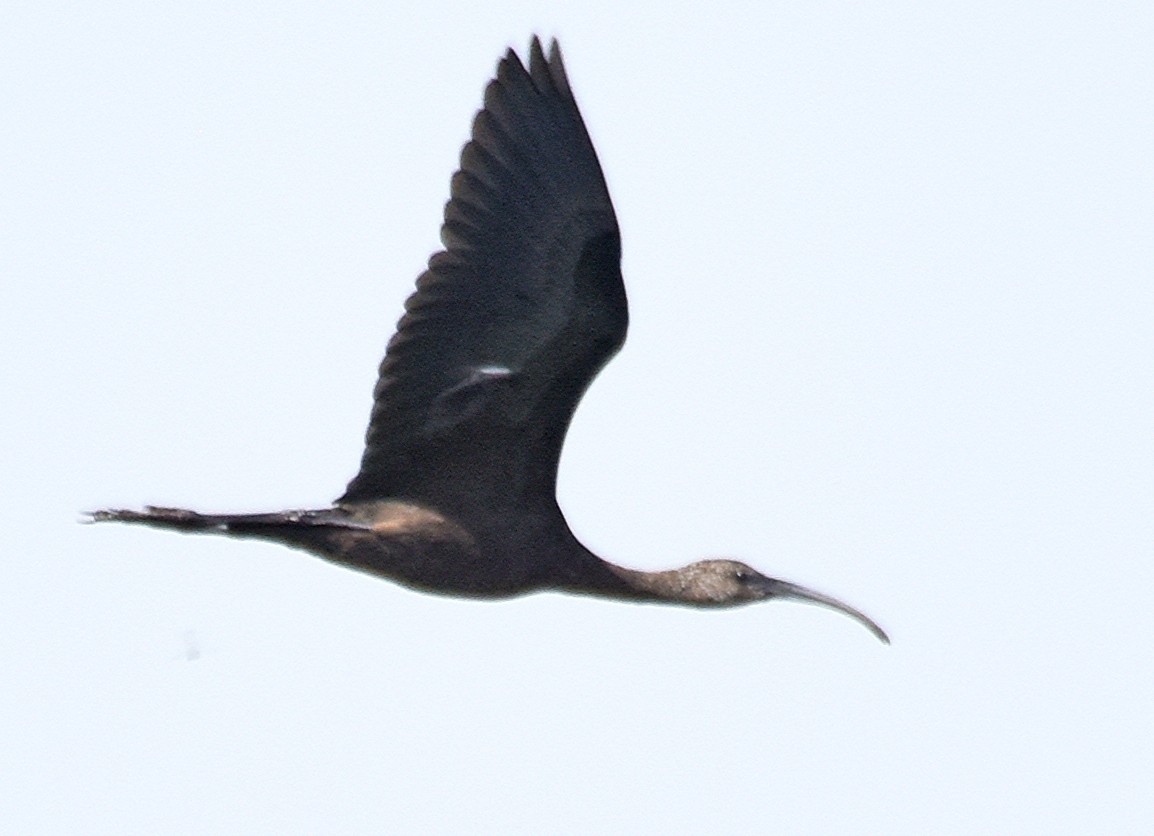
[92,38,888,643]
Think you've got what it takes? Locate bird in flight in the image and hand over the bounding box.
[92,38,888,643]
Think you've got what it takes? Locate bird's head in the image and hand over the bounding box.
[676,559,889,643]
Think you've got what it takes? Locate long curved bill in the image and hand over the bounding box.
[774,580,890,644]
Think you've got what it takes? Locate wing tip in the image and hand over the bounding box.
[495,35,572,101]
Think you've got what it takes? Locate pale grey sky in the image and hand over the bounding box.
[4,1,1154,832]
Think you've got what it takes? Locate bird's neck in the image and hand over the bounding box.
[556,558,684,603]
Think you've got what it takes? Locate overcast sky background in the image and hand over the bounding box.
[4,1,1154,832]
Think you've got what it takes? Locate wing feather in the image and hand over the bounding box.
[339,39,626,509]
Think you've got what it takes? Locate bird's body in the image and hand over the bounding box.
[92,39,888,643]
[99,502,631,601]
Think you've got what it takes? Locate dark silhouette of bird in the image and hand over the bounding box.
[91,38,888,643]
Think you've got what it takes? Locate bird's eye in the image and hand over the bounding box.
[734,570,750,582]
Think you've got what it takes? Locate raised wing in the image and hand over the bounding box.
[339,38,626,509]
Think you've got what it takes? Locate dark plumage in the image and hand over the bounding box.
[91,38,888,644]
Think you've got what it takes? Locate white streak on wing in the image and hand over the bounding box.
[473,364,512,380]
[425,364,516,434]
